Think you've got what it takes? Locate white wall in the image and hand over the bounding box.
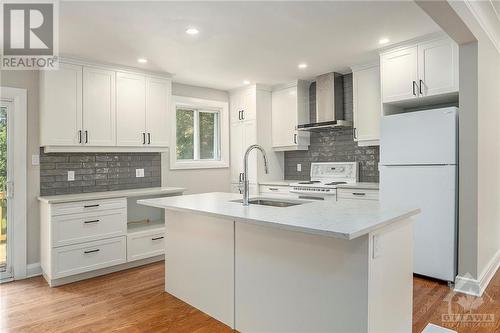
[162,83,231,194]
[0,70,40,265]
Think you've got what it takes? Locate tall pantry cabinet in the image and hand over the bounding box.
[230,85,283,194]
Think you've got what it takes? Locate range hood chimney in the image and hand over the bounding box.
[297,72,352,131]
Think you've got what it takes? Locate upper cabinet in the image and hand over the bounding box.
[83,66,116,146]
[40,63,83,146]
[352,63,381,146]
[40,60,171,151]
[380,36,458,106]
[271,81,310,151]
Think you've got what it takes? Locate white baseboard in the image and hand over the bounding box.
[455,249,500,296]
[26,262,42,278]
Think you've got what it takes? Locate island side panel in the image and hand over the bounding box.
[235,221,370,333]
[165,210,235,328]
[368,217,414,333]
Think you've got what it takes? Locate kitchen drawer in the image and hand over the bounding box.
[51,198,127,216]
[127,229,165,262]
[51,236,126,279]
[51,209,127,247]
[259,185,290,196]
[337,188,379,201]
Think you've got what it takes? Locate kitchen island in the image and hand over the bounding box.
[138,192,420,332]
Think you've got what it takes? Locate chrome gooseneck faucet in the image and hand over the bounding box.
[243,144,269,206]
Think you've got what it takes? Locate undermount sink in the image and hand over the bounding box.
[231,197,307,207]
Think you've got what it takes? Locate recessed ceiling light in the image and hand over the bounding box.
[243,80,250,85]
[379,38,390,45]
[137,58,148,64]
[186,27,199,35]
[298,63,308,69]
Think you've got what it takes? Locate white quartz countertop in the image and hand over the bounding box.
[258,180,301,186]
[138,192,419,240]
[337,182,380,190]
[38,187,186,204]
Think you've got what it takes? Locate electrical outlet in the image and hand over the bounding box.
[31,154,40,166]
[67,171,75,181]
[136,169,145,178]
[297,163,302,172]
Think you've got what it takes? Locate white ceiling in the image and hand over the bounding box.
[60,1,441,90]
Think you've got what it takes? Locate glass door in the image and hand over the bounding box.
[0,100,12,281]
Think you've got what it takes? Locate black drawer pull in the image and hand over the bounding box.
[352,192,366,196]
[84,204,100,208]
[269,188,279,191]
[84,249,100,254]
[152,236,164,241]
[84,219,100,224]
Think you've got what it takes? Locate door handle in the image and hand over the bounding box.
[84,204,100,208]
[419,80,424,95]
[78,130,82,144]
[152,236,164,241]
[352,192,366,196]
[412,81,418,96]
[293,134,297,144]
[142,133,146,144]
[84,219,100,224]
[84,249,100,254]
[148,133,151,145]
[353,128,357,140]
[85,130,89,144]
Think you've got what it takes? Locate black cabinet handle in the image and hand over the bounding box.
[148,133,151,144]
[293,134,297,144]
[412,81,417,96]
[419,80,424,95]
[352,192,366,196]
[142,133,146,144]
[239,173,244,182]
[84,249,100,254]
[78,130,82,144]
[84,204,100,208]
[85,130,88,144]
[238,110,242,120]
[353,128,357,139]
[152,236,164,241]
[241,110,245,120]
[84,219,100,224]
[269,188,279,191]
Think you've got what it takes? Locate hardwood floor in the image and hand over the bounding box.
[0,262,498,333]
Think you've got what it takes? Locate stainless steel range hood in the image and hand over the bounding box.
[297,72,352,131]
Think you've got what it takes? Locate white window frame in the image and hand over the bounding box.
[171,96,229,170]
[0,87,27,282]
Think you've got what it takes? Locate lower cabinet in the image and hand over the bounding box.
[40,196,167,286]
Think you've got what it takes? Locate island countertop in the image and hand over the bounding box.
[138,192,419,240]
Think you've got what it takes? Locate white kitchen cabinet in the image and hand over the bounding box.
[418,38,459,97]
[230,85,284,189]
[146,76,171,147]
[352,63,381,146]
[380,36,458,105]
[83,66,116,146]
[271,81,310,151]
[380,46,418,103]
[116,72,147,146]
[40,63,83,146]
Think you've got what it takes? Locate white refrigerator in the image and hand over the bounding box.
[379,107,457,282]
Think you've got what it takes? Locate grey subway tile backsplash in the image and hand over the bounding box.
[284,74,380,182]
[39,148,161,196]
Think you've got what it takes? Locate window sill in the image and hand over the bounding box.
[170,160,229,170]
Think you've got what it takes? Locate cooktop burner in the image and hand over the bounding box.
[298,181,321,184]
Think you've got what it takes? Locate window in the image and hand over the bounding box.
[171,96,229,169]
[176,108,220,161]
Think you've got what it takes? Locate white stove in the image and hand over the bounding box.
[289,162,358,200]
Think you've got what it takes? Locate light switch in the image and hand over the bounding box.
[136,169,145,178]
[31,154,40,166]
[297,163,302,172]
[67,171,75,181]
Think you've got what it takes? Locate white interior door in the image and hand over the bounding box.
[381,46,418,103]
[146,77,170,147]
[379,165,457,282]
[116,72,146,146]
[83,67,116,146]
[0,101,13,281]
